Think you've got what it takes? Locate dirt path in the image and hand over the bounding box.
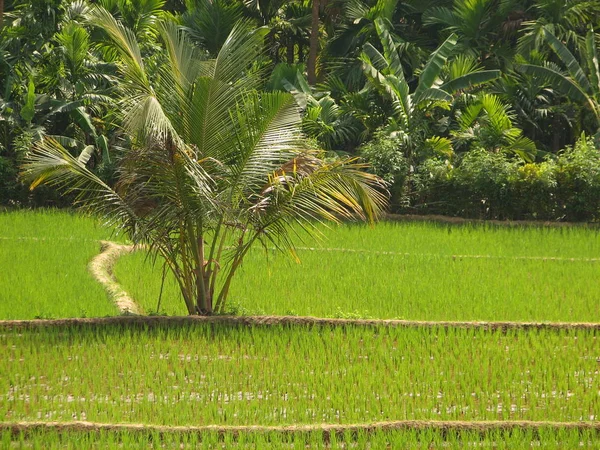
[88,241,143,315]
[2,419,599,437]
[1,315,599,330]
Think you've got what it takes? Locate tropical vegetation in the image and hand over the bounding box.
[2,3,600,445]
[1,0,600,221]
[18,7,387,316]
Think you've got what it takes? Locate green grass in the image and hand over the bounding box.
[1,323,598,425]
[115,221,600,321]
[2,210,600,321]
[2,211,600,445]
[0,210,124,319]
[3,427,599,449]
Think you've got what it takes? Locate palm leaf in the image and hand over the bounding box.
[87,6,149,90]
[440,70,501,94]
[542,28,592,94]
[228,92,304,200]
[423,7,460,28]
[519,64,592,105]
[22,138,139,234]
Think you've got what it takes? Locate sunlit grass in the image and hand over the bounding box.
[115,221,600,321]
[3,210,600,321]
[0,210,125,319]
[1,323,598,425]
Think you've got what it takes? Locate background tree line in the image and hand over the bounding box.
[2,0,600,220]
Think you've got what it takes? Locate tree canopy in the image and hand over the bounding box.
[2,0,600,220]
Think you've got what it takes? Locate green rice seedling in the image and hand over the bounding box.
[0,209,127,241]
[315,220,600,259]
[116,244,600,321]
[0,239,118,319]
[0,210,128,319]
[1,323,598,426]
[4,210,600,321]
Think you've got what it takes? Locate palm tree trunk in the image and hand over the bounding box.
[287,41,295,64]
[307,0,320,85]
[552,115,561,153]
[0,0,4,27]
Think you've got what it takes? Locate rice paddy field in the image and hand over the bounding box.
[115,219,600,322]
[3,209,600,322]
[0,210,126,320]
[2,323,599,425]
[1,209,600,447]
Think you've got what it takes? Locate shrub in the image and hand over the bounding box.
[554,135,600,220]
[511,161,557,219]
[359,133,408,205]
[404,135,600,221]
[0,155,24,205]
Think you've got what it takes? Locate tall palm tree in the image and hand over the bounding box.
[518,0,600,56]
[423,0,523,67]
[22,8,387,315]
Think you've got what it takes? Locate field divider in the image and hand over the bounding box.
[2,235,598,262]
[285,246,600,262]
[0,236,105,242]
[2,420,599,437]
[0,314,599,330]
[88,241,144,315]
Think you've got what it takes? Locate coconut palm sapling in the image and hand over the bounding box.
[22,8,387,315]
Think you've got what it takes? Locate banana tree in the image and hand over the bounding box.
[22,9,387,315]
[360,18,500,158]
[327,0,424,91]
[520,28,600,133]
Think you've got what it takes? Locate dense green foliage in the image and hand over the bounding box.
[413,134,600,219]
[18,12,385,316]
[2,0,600,219]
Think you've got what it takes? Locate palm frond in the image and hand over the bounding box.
[87,6,149,90]
[228,92,305,198]
[22,138,139,235]
[440,70,501,94]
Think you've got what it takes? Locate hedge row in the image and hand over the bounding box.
[362,135,600,221]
